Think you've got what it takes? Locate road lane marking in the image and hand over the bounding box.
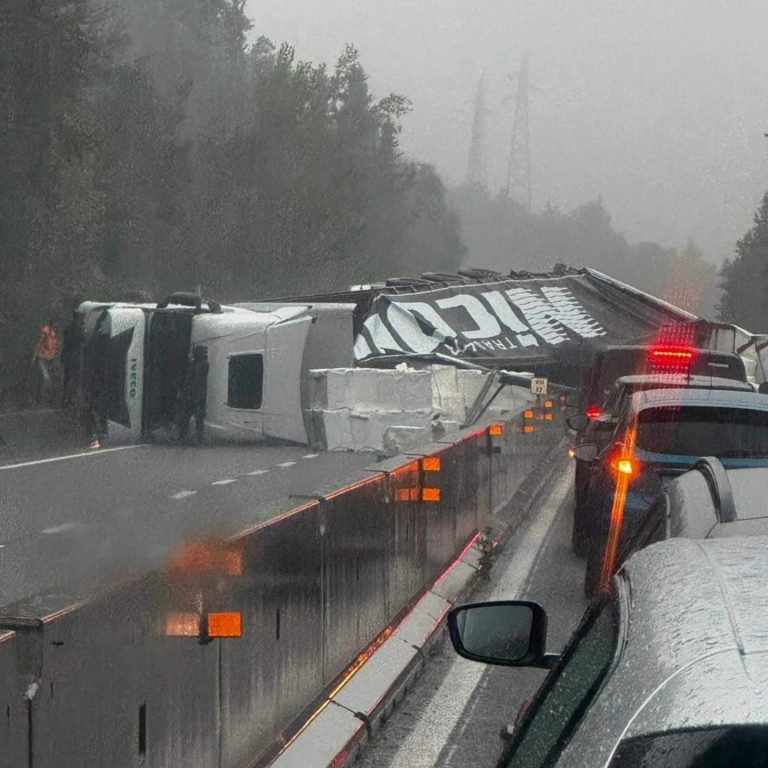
[211,479,237,486]
[0,444,145,472]
[277,461,297,468]
[247,469,269,476]
[384,470,571,768]
[41,523,77,535]
[170,490,197,500]
[302,453,319,459]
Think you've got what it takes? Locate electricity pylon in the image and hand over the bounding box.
[504,52,532,211]
[465,73,487,188]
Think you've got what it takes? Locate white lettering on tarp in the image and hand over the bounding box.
[355,284,606,359]
[435,294,501,339]
[386,301,457,353]
[505,287,606,344]
[483,291,529,334]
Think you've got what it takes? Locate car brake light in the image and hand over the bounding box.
[649,346,695,365]
[586,405,601,419]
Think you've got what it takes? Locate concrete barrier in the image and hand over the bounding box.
[0,405,564,768]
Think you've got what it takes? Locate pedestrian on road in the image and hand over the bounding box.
[32,319,59,405]
[61,311,85,409]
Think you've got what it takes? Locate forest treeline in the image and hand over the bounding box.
[0,0,463,403]
[450,185,721,320]
[2,0,759,409]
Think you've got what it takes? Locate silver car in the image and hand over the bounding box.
[449,536,768,767]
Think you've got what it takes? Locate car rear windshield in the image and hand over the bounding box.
[636,406,768,458]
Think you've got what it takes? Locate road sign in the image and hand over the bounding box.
[531,377,548,396]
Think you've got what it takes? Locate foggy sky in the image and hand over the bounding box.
[245,0,768,262]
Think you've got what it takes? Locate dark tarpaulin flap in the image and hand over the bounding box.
[352,269,698,387]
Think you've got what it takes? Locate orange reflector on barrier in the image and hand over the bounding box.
[423,456,441,472]
[396,487,420,502]
[422,487,441,502]
[568,448,576,458]
[523,425,535,434]
[544,413,554,422]
[165,612,201,637]
[524,409,535,419]
[208,612,242,638]
[489,423,504,436]
[544,400,553,409]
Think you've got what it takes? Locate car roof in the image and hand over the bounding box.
[615,373,752,391]
[629,387,768,412]
[558,537,768,766]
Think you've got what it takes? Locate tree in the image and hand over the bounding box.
[718,193,768,331]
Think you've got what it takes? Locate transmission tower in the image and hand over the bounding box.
[465,73,487,187]
[504,52,532,211]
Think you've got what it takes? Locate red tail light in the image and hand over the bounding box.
[649,345,695,367]
[586,405,601,419]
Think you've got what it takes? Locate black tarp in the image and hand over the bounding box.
[351,269,699,385]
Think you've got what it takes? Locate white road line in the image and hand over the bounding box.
[302,453,320,459]
[277,461,297,468]
[211,479,237,486]
[385,470,570,768]
[40,522,77,535]
[247,469,269,476]
[170,490,197,500]
[0,444,145,472]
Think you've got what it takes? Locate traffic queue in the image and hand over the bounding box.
[447,341,768,768]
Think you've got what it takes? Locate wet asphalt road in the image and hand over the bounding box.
[357,454,585,768]
[0,444,375,608]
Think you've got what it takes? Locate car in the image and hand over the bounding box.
[574,387,768,596]
[577,345,748,424]
[633,457,768,547]
[568,373,754,555]
[448,536,768,768]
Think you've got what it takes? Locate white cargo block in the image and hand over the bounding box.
[431,365,466,423]
[350,410,431,452]
[347,368,432,411]
[308,368,353,410]
[382,425,433,455]
[311,408,353,451]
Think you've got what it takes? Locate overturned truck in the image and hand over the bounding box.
[74,268,768,446]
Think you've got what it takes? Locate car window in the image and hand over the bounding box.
[636,406,768,458]
[502,598,620,768]
[609,727,768,767]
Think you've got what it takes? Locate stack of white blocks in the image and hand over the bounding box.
[309,365,529,453]
[309,368,433,453]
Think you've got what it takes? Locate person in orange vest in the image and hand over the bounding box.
[32,319,59,404]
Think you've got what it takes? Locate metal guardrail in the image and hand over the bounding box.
[0,408,564,768]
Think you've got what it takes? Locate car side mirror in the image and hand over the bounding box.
[566,414,590,431]
[758,382,768,395]
[573,444,599,462]
[447,600,558,669]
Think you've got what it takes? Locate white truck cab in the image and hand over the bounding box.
[75,295,354,445]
